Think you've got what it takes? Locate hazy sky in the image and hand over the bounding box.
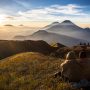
[0,0,90,27]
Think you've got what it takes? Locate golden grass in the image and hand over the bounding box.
[0,52,79,90]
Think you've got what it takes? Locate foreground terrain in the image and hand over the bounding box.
[0,52,79,90]
[0,40,57,59]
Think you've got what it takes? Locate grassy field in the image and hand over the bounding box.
[0,52,80,90]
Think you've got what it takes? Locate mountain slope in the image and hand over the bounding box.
[43,20,90,41]
[0,52,75,90]
[14,30,88,47]
[0,40,56,59]
[44,20,82,31]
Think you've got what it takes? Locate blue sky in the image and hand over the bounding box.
[0,0,90,27]
[0,0,90,12]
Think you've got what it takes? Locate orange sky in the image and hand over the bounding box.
[1,21,90,28]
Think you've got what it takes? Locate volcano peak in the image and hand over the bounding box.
[62,20,73,23]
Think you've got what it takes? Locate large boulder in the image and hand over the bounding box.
[61,51,82,82]
[61,60,82,82]
[80,60,90,80]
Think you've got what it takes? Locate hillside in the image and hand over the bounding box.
[0,52,78,90]
[0,40,57,59]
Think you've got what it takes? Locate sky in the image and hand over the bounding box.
[0,0,90,27]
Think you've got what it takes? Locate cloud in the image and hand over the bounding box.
[6,16,15,20]
[49,4,86,15]
[0,14,9,21]
[15,4,87,21]
[4,24,14,27]
[13,0,30,9]
[0,4,89,23]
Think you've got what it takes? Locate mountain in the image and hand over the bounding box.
[0,40,56,59]
[14,20,90,46]
[43,20,82,31]
[14,30,88,47]
[84,27,90,31]
[44,22,60,29]
[43,20,90,42]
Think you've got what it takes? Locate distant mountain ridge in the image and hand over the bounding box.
[14,30,88,47]
[43,20,90,41]
[14,20,90,46]
[43,20,82,30]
